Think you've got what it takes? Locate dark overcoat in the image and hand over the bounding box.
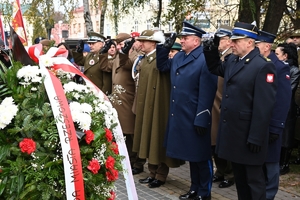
[266,52,291,163]
[281,64,300,148]
[99,53,136,134]
[132,50,184,167]
[157,45,218,162]
[211,48,232,146]
[204,47,277,165]
[73,51,112,94]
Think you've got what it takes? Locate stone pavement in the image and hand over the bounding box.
[116,162,300,200]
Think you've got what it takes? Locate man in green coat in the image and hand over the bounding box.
[132,30,184,188]
[73,32,112,95]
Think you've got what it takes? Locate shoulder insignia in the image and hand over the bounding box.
[245,58,250,63]
[263,56,271,62]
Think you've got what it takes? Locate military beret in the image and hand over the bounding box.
[290,29,300,38]
[87,32,106,43]
[40,39,54,46]
[130,32,140,38]
[115,33,131,43]
[171,42,182,50]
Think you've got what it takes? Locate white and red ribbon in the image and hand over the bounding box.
[28,45,137,200]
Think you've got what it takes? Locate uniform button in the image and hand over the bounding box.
[176,72,179,75]
[153,87,156,89]
[225,94,228,98]
[172,100,175,102]
[173,86,176,89]
[224,107,227,110]
[228,82,231,85]
[171,113,174,116]
[223,119,226,123]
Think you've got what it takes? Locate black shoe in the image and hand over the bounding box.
[219,180,234,188]
[192,195,211,200]
[213,175,224,182]
[139,176,155,184]
[280,165,290,175]
[179,190,197,199]
[132,167,143,175]
[148,179,165,188]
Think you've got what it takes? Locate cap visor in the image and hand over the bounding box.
[230,35,248,40]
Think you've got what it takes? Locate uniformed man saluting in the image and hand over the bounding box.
[73,31,112,95]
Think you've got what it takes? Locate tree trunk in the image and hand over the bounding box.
[100,0,108,35]
[83,0,93,36]
[154,0,162,27]
[238,0,261,26]
[262,0,287,34]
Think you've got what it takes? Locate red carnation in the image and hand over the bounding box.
[106,168,119,181]
[107,191,116,200]
[105,128,113,142]
[84,130,94,144]
[87,159,100,174]
[111,142,119,154]
[19,138,36,155]
[105,156,115,169]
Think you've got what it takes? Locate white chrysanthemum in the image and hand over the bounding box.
[1,97,14,106]
[0,97,18,129]
[17,65,42,85]
[69,101,81,111]
[73,93,80,100]
[80,103,93,113]
[39,55,54,67]
[63,82,78,93]
[78,113,92,131]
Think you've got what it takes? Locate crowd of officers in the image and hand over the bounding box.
[28,22,300,200]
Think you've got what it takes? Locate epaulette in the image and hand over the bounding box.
[259,54,271,62]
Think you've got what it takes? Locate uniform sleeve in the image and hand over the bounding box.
[194,57,218,128]
[73,51,85,66]
[247,62,277,145]
[269,64,291,134]
[156,44,172,72]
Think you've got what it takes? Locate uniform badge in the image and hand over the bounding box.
[89,59,95,65]
[266,74,274,83]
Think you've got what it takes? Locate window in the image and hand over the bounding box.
[224,0,229,4]
[78,23,81,32]
[73,24,76,34]
[134,20,139,31]
[146,20,151,30]
[62,30,69,38]
[168,21,172,31]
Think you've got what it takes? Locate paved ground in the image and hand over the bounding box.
[116,162,300,200]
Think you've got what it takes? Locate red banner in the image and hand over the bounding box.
[12,0,27,46]
[0,14,6,48]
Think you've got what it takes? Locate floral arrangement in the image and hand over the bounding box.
[0,54,123,199]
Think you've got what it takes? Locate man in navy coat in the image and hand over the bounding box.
[256,30,291,200]
[157,22,217,200]
[203,22,277,200]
